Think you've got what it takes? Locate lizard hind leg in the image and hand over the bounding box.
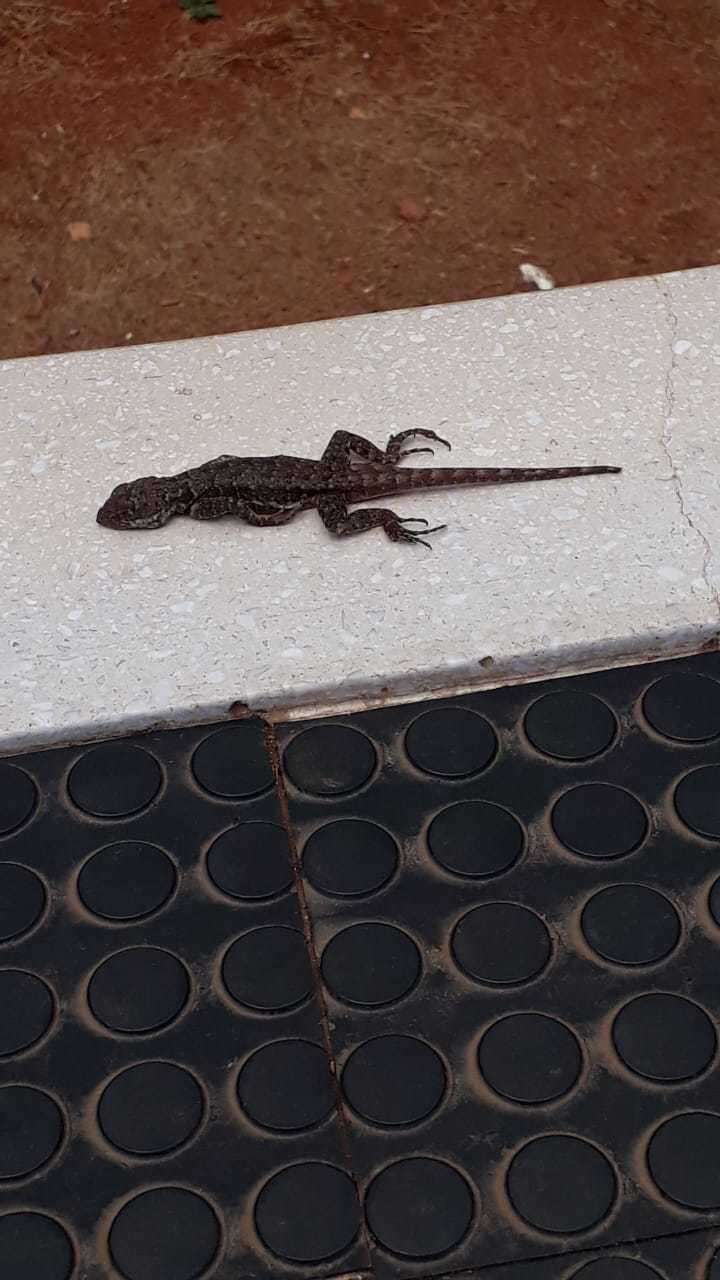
[385,428,452,463]
[318,496,445,548]
[321,427,452,468]
[321,430,388,465]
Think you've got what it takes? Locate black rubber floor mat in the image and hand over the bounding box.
[0,719,367,1280]
[277,651,720,1280]
[3,653,720,1280]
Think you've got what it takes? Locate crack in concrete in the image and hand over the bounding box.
[654,275,720,619]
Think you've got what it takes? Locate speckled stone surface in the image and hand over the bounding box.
[1,268,718,750]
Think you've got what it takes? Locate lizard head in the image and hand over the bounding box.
[97,477,172,530]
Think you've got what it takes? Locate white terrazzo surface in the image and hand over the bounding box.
[2,267,719,751]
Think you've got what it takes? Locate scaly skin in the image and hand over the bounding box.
[96,429,621,547]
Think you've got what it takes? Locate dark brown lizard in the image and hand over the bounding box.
[96,429,621,547]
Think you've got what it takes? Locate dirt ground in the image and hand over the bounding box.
[1,0,720,361]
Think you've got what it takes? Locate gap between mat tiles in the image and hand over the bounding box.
[262,719,376,1272]
[407,1219,720,1280]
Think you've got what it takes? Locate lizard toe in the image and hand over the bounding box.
[396,447,435,461]
[387,518,446,548]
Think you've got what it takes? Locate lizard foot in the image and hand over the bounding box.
[386,428,452,461]
[388,516,447,548]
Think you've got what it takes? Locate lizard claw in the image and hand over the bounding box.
[428,432,451,452]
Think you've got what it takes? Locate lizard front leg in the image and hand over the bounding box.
[190,497,304,525]
[189,496,237,520]
[317,496,445,548]
[242,502,305,526]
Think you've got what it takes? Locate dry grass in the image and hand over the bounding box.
[3,0,720,361]
[0,0,81,85]
[168,4,331,81]
[0,0,75,37]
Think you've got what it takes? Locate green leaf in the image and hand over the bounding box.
[179,0,221,20]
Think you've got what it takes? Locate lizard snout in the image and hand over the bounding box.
[96,478,169,530]
[96,482,136,529]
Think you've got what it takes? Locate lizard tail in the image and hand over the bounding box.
[349,464,621,502]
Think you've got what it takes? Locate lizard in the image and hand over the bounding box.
[96,428,621,548]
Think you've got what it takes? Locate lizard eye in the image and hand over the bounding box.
[138,478,168,522]
[124,477,167,527]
